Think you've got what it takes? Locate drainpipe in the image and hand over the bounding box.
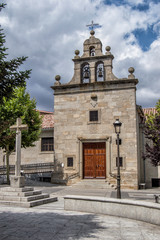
[142,132,146,183]
[143,159,146,183]
[78,138,81,178]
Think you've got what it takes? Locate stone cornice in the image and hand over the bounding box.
[72,54,114,62]
[51,78,138,95]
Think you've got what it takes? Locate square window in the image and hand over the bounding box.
[67,157,73,167]
[90,110,98,121]
[116,157,123,167]
[41,138,54,151]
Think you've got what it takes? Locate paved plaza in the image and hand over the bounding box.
[30,180,160,204]
[0,182,160,240]
[0,198,160,240]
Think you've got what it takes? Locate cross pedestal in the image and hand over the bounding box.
[10,118,28,188]
[10,176,25,188]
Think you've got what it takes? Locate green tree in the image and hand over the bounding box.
[0,3,31,102]
[0,3,33,183]
[144,99,160,166]
[0,86,42,184]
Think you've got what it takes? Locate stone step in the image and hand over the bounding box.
[22,190,42,197]
[72,180,115,189]
[0,189,42,197]
[0,193,49,202]
[0,197,58,208]
[29,197,58,207]
[23,193,49,202]
[0,187,34,192]
[0,186,58,207]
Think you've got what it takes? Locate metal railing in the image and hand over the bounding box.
[0,162,54,175]
[67,172,79,180]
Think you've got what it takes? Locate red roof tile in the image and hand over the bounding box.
[41,113,54,129]
[143,108,157,116]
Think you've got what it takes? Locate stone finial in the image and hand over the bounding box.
[54,75,61,86]
[106,46,111,51]
[128,67,135,79]
[74,50,80,59]
[105,46,111,55]
[90,30,95,36]
[128,67,135,74]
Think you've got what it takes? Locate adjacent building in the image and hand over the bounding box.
[143,108,160,188]
[0,110,54,167]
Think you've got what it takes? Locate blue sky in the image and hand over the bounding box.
[104,0,160,51]
[133,27,158,51]
[0,0,160,111]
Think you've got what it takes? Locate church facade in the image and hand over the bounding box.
[52,30,145,190]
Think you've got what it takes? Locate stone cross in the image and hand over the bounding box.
[10,118,28,177]
[86,20,100,30]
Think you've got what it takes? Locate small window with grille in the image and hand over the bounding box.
[89,110,98,122]
[67,157,73,167]
[41,137,54,151]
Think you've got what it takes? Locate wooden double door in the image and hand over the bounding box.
[83,142,106,179]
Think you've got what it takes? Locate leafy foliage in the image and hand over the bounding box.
[0,86,42,184]
[144,99,160,166]
[0,3,37,184]
[0,3,6,12]
[0,86,42,153]
[0,3,31,102]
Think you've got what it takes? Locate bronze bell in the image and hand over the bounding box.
[98,68,103,77]
[84,72,89,78]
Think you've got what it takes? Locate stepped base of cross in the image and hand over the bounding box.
[0,186,57,207]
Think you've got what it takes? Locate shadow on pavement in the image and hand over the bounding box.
[0,210,105,240]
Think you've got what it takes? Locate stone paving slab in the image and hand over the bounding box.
[0,182,160,239]
[0,200,160,240]
[32,184,160,203]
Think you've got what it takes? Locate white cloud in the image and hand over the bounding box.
[153,21,160,35]
[139,38,160,71]
[137,88,160,107]
[0,0,160,110]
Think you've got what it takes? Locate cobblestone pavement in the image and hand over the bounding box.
[0,199,160,240]
[0,181,160,239]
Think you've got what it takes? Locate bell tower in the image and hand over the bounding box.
[69,30,117,85]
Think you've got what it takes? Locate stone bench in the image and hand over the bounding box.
[64,195,160,226]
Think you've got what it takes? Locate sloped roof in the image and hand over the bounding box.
[143,108,157,116]
[41,114,54,129]
[36,110,54,129]
[37,110,53,115]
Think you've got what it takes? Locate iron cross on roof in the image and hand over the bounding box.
[86,20,100,30]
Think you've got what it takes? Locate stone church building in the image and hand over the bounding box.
[0,31,159,188]
[51,30,145,190]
